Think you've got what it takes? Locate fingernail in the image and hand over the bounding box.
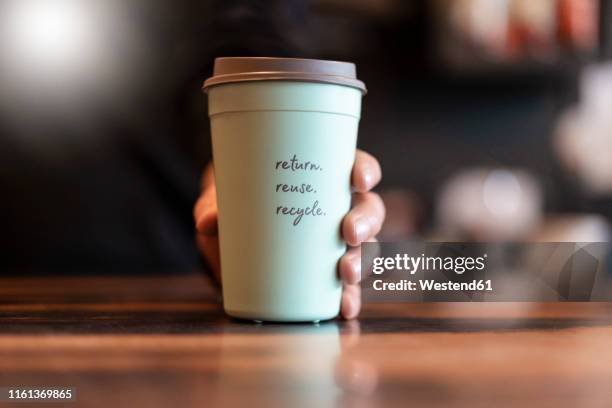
[354,217,371,243]
[350,255,362,283]
[362,166,374,189]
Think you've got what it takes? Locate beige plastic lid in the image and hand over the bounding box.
[203,57,367,94]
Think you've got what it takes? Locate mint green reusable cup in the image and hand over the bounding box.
[203,57,366,322]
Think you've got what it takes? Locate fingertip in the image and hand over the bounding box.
[341,286,361,320]
[341,294,356,320]
[343,214,372,247]
[353,153,382,192]
[339,252,361,284]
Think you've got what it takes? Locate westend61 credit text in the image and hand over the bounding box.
[371,253,492,292]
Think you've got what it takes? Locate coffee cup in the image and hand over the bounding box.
[203,57,366,322]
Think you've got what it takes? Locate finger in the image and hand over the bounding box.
[194,165,216,224]
[200,163,215,190]
[352,150,382,193]
[196,233,221,283]
[342,192,386,246]
[339,237,379,285]
[340,283,361,320]
[194,187,219,236]
[339,246,361,285]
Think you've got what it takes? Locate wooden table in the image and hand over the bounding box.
[0,274,611,408]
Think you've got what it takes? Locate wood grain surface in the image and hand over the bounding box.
[0,274,611,408]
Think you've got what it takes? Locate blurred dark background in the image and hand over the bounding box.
[0,0,611,273]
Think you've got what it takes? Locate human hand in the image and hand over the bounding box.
[194,149,384,319]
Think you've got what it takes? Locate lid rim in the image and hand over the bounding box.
[214,56,357,65]
[203,57,367,95]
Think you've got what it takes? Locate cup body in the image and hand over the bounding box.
[208,80,362,322]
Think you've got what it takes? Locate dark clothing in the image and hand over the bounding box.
[0,1,310,273]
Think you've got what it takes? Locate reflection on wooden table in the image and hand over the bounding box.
[0,274,611,407]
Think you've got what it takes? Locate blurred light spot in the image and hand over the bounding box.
[3,0,92,70]
[0,0,151,132]
[483,169,522,217]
